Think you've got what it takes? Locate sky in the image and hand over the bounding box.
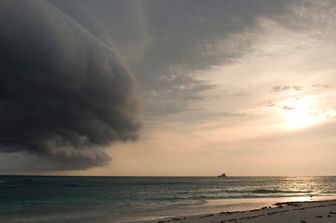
[0,0,336,176]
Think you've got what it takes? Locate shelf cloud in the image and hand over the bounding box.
[0,1,141,170]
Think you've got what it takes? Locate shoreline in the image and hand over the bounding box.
[132,199,336,223]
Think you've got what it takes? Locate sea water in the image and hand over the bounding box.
[0,176,336,223]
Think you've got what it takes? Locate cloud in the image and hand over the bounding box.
[129,1,294,118]
[282,105,295,110]
[312,84,330,89]
[271,85,303,92]
[51,0,151,62]
[0,1,141,170]
[140,0,290,72]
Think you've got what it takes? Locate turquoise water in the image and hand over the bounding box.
[0,176,336,222]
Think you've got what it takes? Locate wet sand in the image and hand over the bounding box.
[135,199,336,223]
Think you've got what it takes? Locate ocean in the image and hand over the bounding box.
[0,176,336,223]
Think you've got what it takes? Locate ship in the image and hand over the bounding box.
[217,173,227,178]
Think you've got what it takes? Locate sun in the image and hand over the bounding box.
[275,97,323,130]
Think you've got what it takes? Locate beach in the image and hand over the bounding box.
[136,199,336,223]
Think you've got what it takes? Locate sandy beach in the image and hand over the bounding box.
[136,199,336,223]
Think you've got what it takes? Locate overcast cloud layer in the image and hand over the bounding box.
[0,0,141,170]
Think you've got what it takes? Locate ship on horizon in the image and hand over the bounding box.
[217,173,227,177]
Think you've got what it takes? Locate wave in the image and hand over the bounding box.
[249,189,311,194]
[155,193,327,201]
[177,188,313,196]
[155,188,333,201]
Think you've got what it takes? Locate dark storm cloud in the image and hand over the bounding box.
[0,1,141,169]
[51,0,150,62]
[138,0,291,76]
[133,0,294,117]
[49,1,297,119]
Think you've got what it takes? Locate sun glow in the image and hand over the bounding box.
[276,97,323,130]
